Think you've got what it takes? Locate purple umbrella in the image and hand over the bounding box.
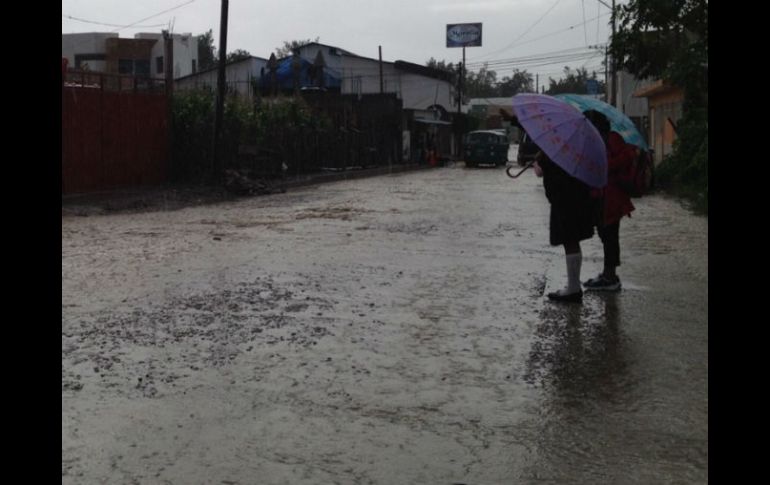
[511,93,607,188]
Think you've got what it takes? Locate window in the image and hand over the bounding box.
[74,53,105,69]
[118,59,133,74]
[135,60,150,77]
[118,59,150,76]
[192,59,197,74]
[156,56,164,74]
[351,76,362,95]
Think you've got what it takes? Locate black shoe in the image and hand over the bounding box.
[583,274,621,292]
[547,289,583,303]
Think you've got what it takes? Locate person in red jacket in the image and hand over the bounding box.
[583,110,636,291]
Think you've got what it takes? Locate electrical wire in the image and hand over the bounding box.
[62,14,166,29]
[472,0,564,61]
[111,0,196,33]
[467,11,611,63]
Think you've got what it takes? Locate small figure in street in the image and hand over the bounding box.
[532,151,598,302]
[582,110,636,292]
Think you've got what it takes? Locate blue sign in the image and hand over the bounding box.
[586,79,599,95]
[447,23,483,48]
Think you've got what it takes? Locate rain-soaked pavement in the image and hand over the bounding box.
[62,156,708,484]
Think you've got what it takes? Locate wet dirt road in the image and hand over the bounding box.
[62,162,708,484]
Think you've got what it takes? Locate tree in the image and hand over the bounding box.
[611,0,707,108]
[197,29,217,71]
[498,69,534,96]
[426,57,456,74]
[427,60,534,98]
[275,38,320,58]
[610,0,708,212]
[546,67,604,95]
[465,66,498,98]
[226,49,251,63]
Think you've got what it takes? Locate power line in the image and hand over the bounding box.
[111,0,197,33]
[473,0,564,61]
[62,14,166,29]
[467,11,611,63]
[596,1,601,44]
[466,48,600,71]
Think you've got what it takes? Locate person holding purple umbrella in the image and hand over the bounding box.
[532,149,600,302]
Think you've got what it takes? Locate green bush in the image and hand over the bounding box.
[654,107,708,215]
[171,90,215,183]
[171,91,328,184]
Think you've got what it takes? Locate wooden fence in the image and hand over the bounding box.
[62,71,169,194]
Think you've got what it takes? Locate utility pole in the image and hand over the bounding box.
[594,0,617,106]
[605,45,609,101]
[611,0,617,107]
[589,44,609,101]
[212,0,229,184]
[163,30,174,175]
[379,46,383,94]
[457,47,465,158]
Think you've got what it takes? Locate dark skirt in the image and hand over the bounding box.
[549,199,598,246]
[541,157,599,246]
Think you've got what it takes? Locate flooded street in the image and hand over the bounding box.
[62,162,707,484]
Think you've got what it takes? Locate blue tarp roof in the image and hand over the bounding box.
[260,57,342,90]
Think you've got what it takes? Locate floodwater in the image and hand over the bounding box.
[62,158,708,484]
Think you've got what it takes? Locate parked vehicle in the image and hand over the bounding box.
[516,132,540,167]
[464,130,509,168]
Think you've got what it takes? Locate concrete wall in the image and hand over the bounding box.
[61,33,117,72]
[296,44,455,112]
[62,32,199,79]
[175,58,268,97]
[648,89,684,164]
[616,71,651,118]
[137,33,198,79]
[396,72,453,111]
[104,37,156,75]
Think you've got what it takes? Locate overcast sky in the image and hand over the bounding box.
[62,0,615,90]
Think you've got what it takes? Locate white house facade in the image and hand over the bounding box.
[294,43,456,112]
[175,57,269,97]
[62,32,199,79]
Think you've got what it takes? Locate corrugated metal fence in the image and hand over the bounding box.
[62,71,169,194]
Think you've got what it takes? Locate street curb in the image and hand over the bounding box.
[279,163,438,190]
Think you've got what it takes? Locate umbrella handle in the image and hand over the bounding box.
[506,160,535,179]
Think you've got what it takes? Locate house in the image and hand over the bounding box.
[611,70,658,151]
[632,80,685,164]
[175,41,461,161]
[61,32,199,79]
[176,56,269,97]
[289,43,459,161]
[293,43,456,113]
[258,54,342,94]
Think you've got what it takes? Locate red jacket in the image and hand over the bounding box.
[596,132,635,225]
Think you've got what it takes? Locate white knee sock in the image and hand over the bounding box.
[565,252,582,293]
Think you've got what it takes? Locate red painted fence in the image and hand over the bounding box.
[62,73,169,195]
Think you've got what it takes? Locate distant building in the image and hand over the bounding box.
[633,80,685,165]
[293,42,456,112]
[176,56,269,97]
[61,32,199,79]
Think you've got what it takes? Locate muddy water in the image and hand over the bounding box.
[62,162,707,484]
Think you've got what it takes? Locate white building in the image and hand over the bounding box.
[62,32,199,79]
[294,43,456,112]
[135,32,199,79]
[175,56,269,97]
